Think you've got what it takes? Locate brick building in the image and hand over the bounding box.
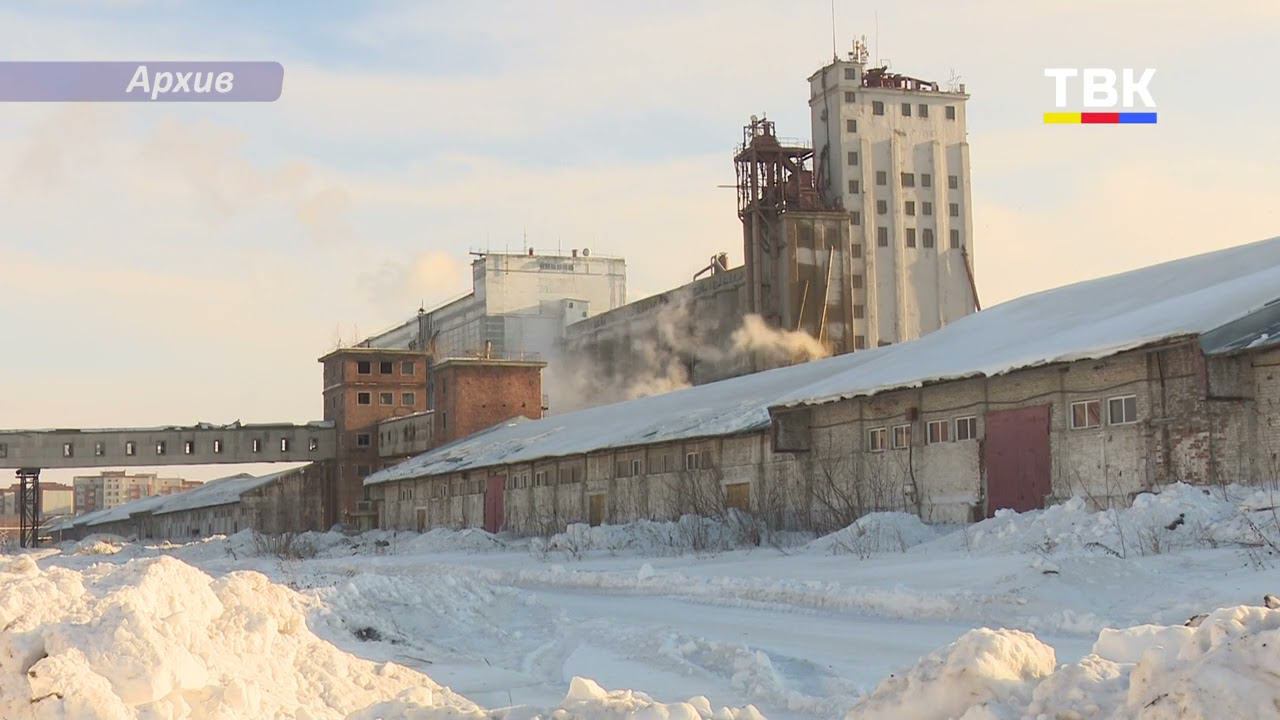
[320,347,546,527]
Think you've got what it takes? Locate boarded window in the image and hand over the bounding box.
[773,409,812,452]
[725,483,750,512]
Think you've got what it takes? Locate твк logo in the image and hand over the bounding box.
[1042,68,1157,125]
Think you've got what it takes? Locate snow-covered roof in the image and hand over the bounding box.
[772,235,1280,408]
[366,236,1280,487]
[365,352,851,486]
[54,467,305,530]
[150,470,292,516]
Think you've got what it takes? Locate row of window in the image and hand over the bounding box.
[356,360,416,376]
[844,169,962,194]
[866,226,964,250]
[873,199,961,219]
[868,415,978,451]
[356,391,416,407]
[51,436,320,459]
[865,396,1140,451]
[839,90,958,121]
[1071,396,1138,429]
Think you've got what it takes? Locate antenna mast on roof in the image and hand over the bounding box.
[829,0,838,61]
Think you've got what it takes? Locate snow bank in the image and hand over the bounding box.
[551,677,766,720]
[921,483,1280,556]
[847,603,1280,719]
[807,512,938,556]
[0,554,484,719]
[529,513,799,558]
[845,628,1056,719]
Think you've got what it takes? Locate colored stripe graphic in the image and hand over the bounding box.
[1043,112,1157,124]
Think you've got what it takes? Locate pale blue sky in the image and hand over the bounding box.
[1,1,1277,483]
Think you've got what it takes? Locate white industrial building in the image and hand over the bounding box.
[361,250,627,367]
[809,40,978,346]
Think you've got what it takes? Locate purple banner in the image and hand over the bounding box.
[0,62,283,102]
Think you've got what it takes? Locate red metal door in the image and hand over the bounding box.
[483,475,505,533]
[983,405,1052,516]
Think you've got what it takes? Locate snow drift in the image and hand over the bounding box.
[846,603,1280,719]
[0,554,485,719]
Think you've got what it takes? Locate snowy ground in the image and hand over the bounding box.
[7,483,1280,718]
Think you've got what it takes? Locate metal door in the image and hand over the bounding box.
[983,405,1052,516]
[483,476,505,533]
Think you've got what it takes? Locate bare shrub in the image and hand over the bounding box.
[252,532,317,560]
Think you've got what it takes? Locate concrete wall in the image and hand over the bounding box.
[370,340,1280,536]
[0,423,335,471]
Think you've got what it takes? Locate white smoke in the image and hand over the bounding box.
[547,290,829,412]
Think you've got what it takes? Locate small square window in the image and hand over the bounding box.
[848,179,860,194]
[955,416,978,441]
[946,105,956,120]
[949,202,960,217]
[357,433,371,448]
[922,201,933,216]
[876,199,887,215]
[1070,400,1102,430]
[921,173,932,188]
[875,170,887,186]
[379,392,394,405]
[685,451,700,470]
[851,274,864,289]
[847,151,859,166]
[918,104,928,118]
[62,442,74,458]
[380,361,393,374]
[251,438,262,453]
[901,102,912,116]
[401,360,415,375]
[877,227,889,247]
[926,419,951,444]
[308,437,319,453]
[632,459,642,475]
[892,424,912,449]
[844,90,856,103]
[94,442,105,457]
[950,229,962,249]
[853,304,865,319]
[183,440,194,455]
[851,243,862,258]
[213,439,223,454]
[155,441,167,456]
[280,438,291,452]
[844,67,856,80]
[873,100,884,115]
[402,392,416,406]
[845,118,857,133]
[357,392,371,405]
[901,173,915,188]
[854,335,867,349]
[357,360,371,375]
[125,441,136,456]
[1108,395,1138,425]
[851,210,861,226]
[905,201,916,216]
[868,427,887,452]
[948,175,959,190]
[906,228,916,247]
